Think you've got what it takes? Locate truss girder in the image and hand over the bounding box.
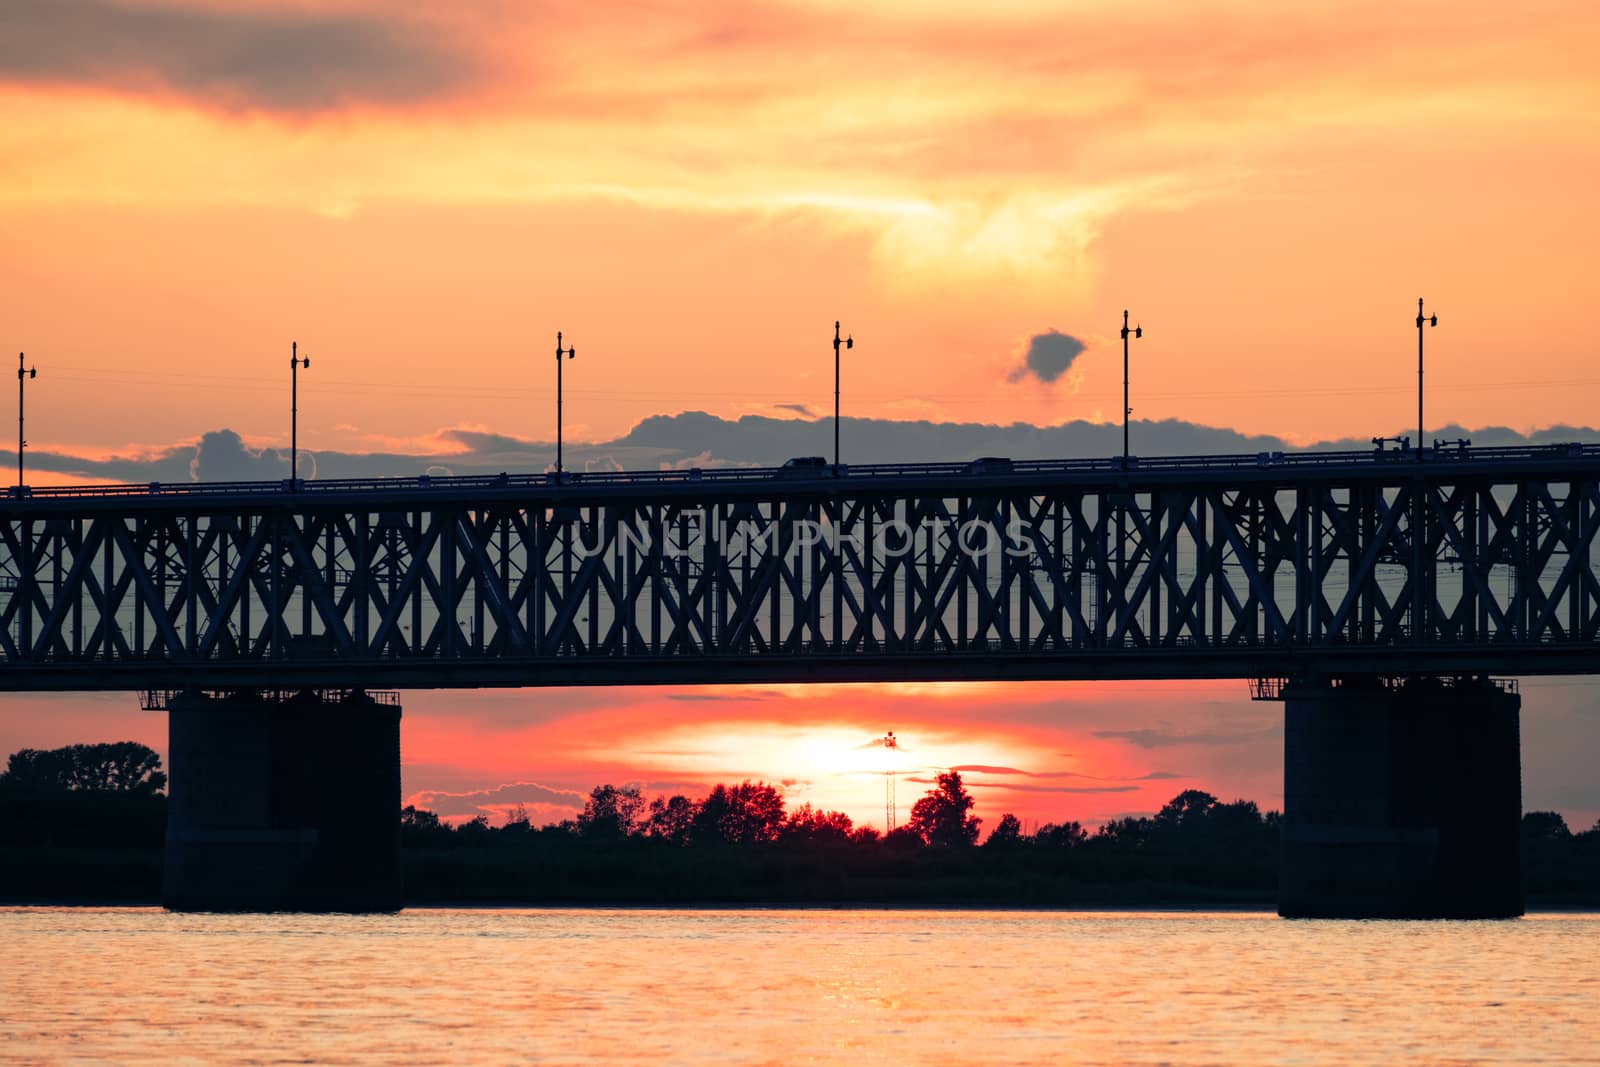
[0,470,1597,688]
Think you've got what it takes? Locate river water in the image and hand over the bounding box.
[3,907,1596,1065]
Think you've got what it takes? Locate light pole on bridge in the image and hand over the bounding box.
[833,321,852,473]
[555,330,576,478]
[1120,310,1141,467]
[16,352,36,494]
[290,342,309,491]
[1416,298,1437,464]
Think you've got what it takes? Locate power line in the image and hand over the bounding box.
[43,366,1600,407]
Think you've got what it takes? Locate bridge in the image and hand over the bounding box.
[0,443,1597,690]
[3,441,1595,917]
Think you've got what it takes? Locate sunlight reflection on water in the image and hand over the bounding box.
[3,908,1598,1065]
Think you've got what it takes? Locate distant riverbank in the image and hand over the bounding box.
[4,771,1598,911]
[6,844,1600,911]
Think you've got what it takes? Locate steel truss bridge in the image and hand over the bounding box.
[1,444,1597,691]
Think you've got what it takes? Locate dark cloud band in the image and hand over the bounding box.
[13,413,1598,485]
[0,0,478,112]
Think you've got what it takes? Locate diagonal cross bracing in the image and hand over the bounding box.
[0,451,1596,689]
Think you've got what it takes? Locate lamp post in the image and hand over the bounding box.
[833,320,852,472]
[290,341,309,490]
[1416,298,1437,463]
[1120,310,1142,467]
[555,330,575,477]
[16,352,36,493]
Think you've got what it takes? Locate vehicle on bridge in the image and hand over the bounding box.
[778,456,831,477]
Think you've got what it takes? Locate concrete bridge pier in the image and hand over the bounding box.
[1278,676,1522,919]
[157,689,402,912]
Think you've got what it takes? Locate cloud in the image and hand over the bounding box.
[12,414,1600,487]
[949,764,1188,783]
[0,0,480,113]
[1007,330,1088,385]
[775,403,816,418]
[984,783,1140,795]
[404,779,586,820]
[905,775,1137,795]
[1092,727,1280,749]
[440,429,535,457]
[188,429,292,483]
[950,764,1034,776]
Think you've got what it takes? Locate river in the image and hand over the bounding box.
[3,908,1596,1065]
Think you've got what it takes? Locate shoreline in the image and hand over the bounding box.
[5,897,1597,913]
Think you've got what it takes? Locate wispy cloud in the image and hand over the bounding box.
[907,775,1137,795]
[1092,726,1279,749]
[950,764,1185,783]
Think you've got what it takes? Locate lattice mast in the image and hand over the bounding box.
[882,730,899,834]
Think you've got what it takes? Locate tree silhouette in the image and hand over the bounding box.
[500,803,533,838]
[783,803,855,845]
[1093,816,1153,850]
[986,812,1024,848]
[457,814,492,840]
[1154,789,1219,833]
[1035,821,1088,849]
[400,805,455,847]
[907,770,981,847]
[578,784,646,838]
[691,781,785,845]
[1522,811,1572,842]
[883,825,924,849]
[401,805,443,831]
[1,743,166,795]
[1209,799,1264,831]
[645,794,699,845]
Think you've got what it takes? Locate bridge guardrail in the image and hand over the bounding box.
[3,442,1597,504]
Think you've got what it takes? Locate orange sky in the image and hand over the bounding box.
[1,0,1598,832]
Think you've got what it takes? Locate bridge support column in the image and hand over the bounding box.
[160,689,402,912]
[1279,676,1521,919]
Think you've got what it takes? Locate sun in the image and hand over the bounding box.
[609,715,1041,832]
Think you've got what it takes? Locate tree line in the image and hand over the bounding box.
[2,743,167,795]
[404,771,984,850]
[3,742,1599,905]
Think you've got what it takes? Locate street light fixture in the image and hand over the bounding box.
[1416,298,1438,463]
[833,320,852,472]
[290,341,309,490]
[1120,310,1142,467]
[16,352,36,493]
[555,330,576,478]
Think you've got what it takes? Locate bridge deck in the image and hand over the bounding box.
[7,442,1597,508]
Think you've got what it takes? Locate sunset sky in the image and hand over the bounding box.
[1,0,1597,832]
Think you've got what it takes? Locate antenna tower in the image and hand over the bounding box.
[882,730,899,833]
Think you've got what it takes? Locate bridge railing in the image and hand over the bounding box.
[4,442,1596,504]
